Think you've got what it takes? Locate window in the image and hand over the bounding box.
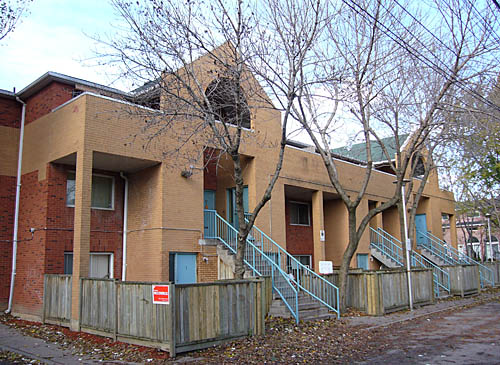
[66,172,114,210]
[204,78,251,129]
[411,154,425,178]
[64,252,113,278]
[290,202,310,226]
[287,255,311,272]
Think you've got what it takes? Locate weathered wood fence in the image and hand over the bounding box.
[442,265,481,297]
[316,268,434,315]
[43,277,267,356]
[483,262,500,287]
[42,274,72,326]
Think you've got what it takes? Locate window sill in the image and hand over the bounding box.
[66,205,115,211]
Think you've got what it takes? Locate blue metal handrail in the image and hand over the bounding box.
[410,249,451,297]
[205,210,299,321]
[417,230,494,287]
[370,227,404,264]
[370,227,450,297]
[244,215,340,318]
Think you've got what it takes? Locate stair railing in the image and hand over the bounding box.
[205,210,299,321]
[410,249,450,297]
[370,227,404,265]
[417,230,494,287]
[245,215,340,319]
[370,227,450,297]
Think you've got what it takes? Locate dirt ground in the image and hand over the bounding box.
[0,292,499,364]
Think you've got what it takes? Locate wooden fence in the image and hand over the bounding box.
[43,277,267,356]
[42,274,72,326]
[319,268,434,315]
[483,262,500,287]
[442,265,480,297]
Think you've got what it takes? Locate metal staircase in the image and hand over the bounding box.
[204,209,340,322]
[370,227,451,297]
[416,230,494,288]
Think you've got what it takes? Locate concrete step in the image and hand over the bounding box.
[269,293,334,321]
[418,246,448,266]
[370,247,401,268]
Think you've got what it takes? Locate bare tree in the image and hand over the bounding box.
[99,0,324,278]
[0,0,31,41]
[442,77,500,230]
[284,0,500,310]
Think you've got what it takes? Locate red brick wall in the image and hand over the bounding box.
[14,169,48,316]
[0,97,21,128]
[25,82,74,124]
[285,200,314,264]
[13,163,125,316]
[0,175,16,306]
[203,148,218,191]
[46,164,124,279]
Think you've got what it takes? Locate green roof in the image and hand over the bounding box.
[331,134,408,163]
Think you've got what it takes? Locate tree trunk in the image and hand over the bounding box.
[338,208,358,313]
[235,234,247,279]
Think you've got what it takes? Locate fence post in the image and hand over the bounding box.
[260,278,266,336]
[78,278,83,332]
[113,280,118,342]
[41,275,47,324]
[169,283,176,358]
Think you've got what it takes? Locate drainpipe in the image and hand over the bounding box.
[120,172,128,281]
[6,97,26,314]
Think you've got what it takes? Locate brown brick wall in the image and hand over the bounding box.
[197,252,218,283]
[25,82,74,124]
[285,200,314,259]
[0,175,16,305]
[0,97,21,128]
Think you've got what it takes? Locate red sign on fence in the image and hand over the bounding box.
[152,285,170,305]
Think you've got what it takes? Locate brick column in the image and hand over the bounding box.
[312,190,325,272]
[70,150,92,330]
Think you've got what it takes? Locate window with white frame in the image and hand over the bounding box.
[289,202,310,226]
[66,172,114,210]
[64,252,114,278]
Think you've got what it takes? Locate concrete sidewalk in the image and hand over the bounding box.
[345,290,500,329]
[0,322,100,364]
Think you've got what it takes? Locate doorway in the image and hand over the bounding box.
[415,214,427,246]
[227,186,248,229]
[169,253,197,284]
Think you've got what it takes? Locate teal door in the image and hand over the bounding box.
[227,186,248,229]
[175,253,197,284]
[204,190,216,237]
[415,214,427,246]
[357,254,369,270]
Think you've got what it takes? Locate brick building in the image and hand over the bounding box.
[0,51,457,324]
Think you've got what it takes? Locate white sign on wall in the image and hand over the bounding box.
[319,261,333,275]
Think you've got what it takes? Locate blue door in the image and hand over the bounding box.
[357,254,369,270]
[175,253,197,284]
[227,186,248,229]
[204,190,216,237]
[415,214,427,246]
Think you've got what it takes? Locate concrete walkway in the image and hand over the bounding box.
[0,322,100,364]
[345,290,500,329]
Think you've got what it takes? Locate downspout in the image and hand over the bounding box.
[6,97,26,313]
[120,172,128,281]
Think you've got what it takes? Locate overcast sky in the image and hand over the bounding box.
[0,0,353,146]
[0,0,122,92]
